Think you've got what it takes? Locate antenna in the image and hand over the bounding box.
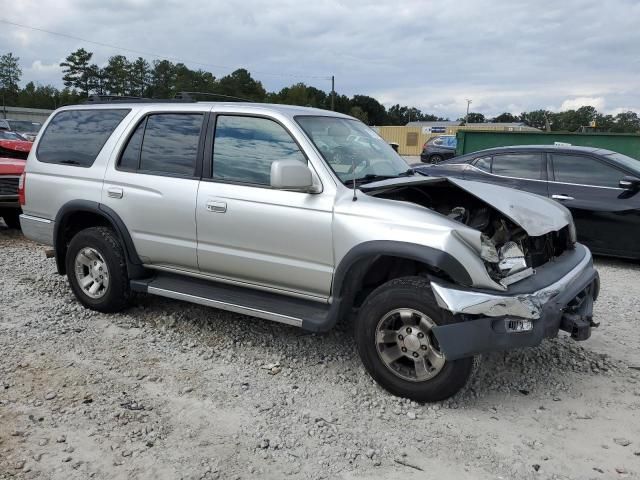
[352,157,358,202]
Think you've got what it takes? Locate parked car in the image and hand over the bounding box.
[19,102,598,401]
[415,145,640,259]
[0,130,32,159]
[420,135,457,163]
[0,119,43,142]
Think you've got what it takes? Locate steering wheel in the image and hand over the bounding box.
[331,146,370,174]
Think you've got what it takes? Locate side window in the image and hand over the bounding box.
[37,109,130,166]
[491,153,543,180]
[212,116,306,186]
[119,120,145,170]
[139,114,203,176]
[473,156,491,172]
[552,154,625,188]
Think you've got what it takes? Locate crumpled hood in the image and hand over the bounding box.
[360,176,572,236]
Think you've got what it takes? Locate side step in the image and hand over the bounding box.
[130,273,331,330]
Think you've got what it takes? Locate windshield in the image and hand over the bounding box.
[7,120,42,132]
[0,130,27,141]
[296,116,410,184]
[604,152,640,174]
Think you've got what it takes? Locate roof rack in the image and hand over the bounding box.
[83,92,255,105]
[83,95,195,104]
[176,92,254,102]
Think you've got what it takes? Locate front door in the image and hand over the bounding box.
[196,114,334,299]
[548,153,640,257]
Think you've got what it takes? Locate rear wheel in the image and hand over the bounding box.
[429,154,443,164]
[355,276,475,402]
[2,211,21,229]
[66,227,131,313]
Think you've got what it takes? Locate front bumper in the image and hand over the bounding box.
[430,244,599,360]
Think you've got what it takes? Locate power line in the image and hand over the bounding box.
[0,19,332,81]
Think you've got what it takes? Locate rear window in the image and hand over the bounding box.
[37,109,130,167]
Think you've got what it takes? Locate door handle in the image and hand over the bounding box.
[551,194,574,201]
[206,200,227,213]
[107,187,124,199]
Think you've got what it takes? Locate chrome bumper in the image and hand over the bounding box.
[20,214,54,245]
[430,246,594,320]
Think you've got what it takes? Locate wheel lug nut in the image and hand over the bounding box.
[417,332,424,338]
[412,352,419,358]
[401,347,407,352]
[421,345,428,350]
[398,334,404,340]
[406,327,412,334]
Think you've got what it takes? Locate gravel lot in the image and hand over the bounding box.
[1,222,639,479]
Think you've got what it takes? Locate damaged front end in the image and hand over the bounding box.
[363,176,574,289]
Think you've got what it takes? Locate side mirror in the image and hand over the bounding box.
[619,175,640,191]
[270,159,316,192]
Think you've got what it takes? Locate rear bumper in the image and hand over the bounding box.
[430,245,599,360]
[19,214,54,245]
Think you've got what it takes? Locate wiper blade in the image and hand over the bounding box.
[398,168,415,176]
[58,160,82,165]
[349,174,397,185]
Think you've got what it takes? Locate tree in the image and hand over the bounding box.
[60,48,96,96]
[0,52,22,114]
[348,106,369,123]
[149,60,176,98]
[521,109,552,130]
[102,55,131,96]
[129,57,151,97]
[465,112,485,123]
[612,111,640,133]
[217,68,266,101]
[349,95,387,125]
[492,112,519,123]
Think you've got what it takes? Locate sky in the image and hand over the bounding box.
[1,0,639,120]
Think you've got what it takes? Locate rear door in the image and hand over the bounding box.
[548,153,640,257]
[103,109,209,270]
[464,152,548,196]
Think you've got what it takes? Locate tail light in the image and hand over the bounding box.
[18,172,26,206]
[422,142,428,150]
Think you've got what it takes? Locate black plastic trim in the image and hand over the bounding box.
[332,241,473,298]
[53,200,144,276]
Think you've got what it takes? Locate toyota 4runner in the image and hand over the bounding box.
[19,100,599,401]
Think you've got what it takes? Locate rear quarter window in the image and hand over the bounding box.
[36,109,130,167]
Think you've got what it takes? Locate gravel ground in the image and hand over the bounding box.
[1,223,640,480]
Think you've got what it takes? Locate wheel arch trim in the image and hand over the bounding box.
[53,200,143,275]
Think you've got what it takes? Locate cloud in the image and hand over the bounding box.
[0,0,638,119]
[560,97,606,111]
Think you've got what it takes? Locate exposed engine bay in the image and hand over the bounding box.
[366,180,573,286]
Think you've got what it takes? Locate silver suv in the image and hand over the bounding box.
[19,101,599,401]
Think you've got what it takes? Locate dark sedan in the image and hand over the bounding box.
[415,145,640,259]
[420,135,457,163]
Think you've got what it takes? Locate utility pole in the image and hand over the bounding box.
[465,98,472,124]
[330,75,335,111]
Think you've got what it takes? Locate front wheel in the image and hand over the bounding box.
[355,277,475,402]
[66,226,131,313]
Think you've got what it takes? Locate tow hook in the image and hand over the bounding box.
[560,313,597,341]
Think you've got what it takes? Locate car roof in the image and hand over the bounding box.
[453,144,620,161]
[53,101,354,120]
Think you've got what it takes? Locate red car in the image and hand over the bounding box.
[0,131,31,229]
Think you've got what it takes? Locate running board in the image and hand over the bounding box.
[130,273,330,330]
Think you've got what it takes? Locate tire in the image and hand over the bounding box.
[2,211,21,229]
[65,226,131,313]
[354,276,475,402]
[429,154,443,164]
